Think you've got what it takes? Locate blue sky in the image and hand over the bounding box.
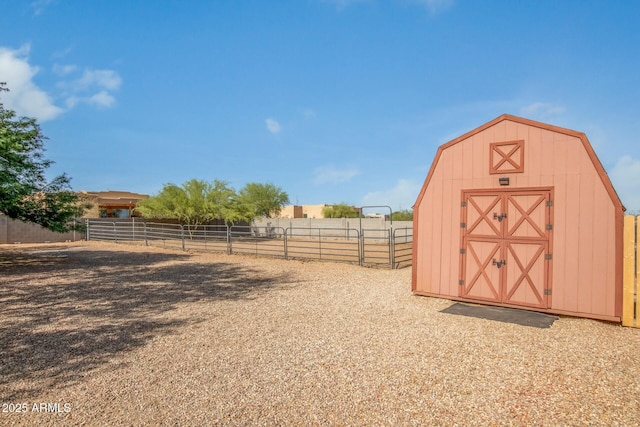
[1,0,639,212]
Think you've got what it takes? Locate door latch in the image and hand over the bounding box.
[492,259,506,268]
[493,212,507,222]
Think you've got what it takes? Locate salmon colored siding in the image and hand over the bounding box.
[413,114,624,321]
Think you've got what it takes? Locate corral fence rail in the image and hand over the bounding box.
[85,219,413,269]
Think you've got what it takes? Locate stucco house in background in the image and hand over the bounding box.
[1,190,148,243]
[412,114,625,322]
[278,204,363,219]
[81,190,149,218]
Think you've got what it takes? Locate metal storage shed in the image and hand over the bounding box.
[412,114,625,322]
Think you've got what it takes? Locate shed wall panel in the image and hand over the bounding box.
[550,173,567,311]
[539,129,555,176]
[472,134,485,179]
[558,172,581,313]
[442,177,456,295]
[576,173,596,314]
[528,127,542,177]
[430,179,444,294]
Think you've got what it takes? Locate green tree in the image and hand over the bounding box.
[135,179,237,225]
[0,83,87,232]
[236,182,289,219]
[323,203,359,218]
[391,209,413,221]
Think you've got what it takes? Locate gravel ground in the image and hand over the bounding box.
[1,241,639,426]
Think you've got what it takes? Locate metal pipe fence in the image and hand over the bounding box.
[392,226,413,268]
[285,227,361,264]
[85,219,412,269]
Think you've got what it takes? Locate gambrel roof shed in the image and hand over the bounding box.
[412,114,625,321]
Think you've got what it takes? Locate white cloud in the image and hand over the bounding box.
[0,44,122,118]
[520,102,566,119]
[313,165,361,185]
[52,46,73,59]
[31,0,54,16]
[406,0,454,15]
[53,63,77,76]
[87,90,116,108]
[64,96,79,109]
[361,179,421,211]
[265,118,281,135]
[321,0,370,11]
[75,69,122,91]
[609,155,640,212]
[0,45,64,121]
[324,0,453,13]
[302,108,317,119]
[58,67,122,109]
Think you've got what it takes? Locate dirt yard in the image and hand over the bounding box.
[1,241,639,426]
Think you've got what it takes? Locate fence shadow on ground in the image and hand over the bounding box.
[0,246,297,400]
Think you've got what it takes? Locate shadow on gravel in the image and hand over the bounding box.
[0,245,295,400]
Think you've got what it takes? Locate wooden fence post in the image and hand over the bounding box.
[622,215,638,327]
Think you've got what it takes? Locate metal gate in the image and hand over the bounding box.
[459,188,553,309]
